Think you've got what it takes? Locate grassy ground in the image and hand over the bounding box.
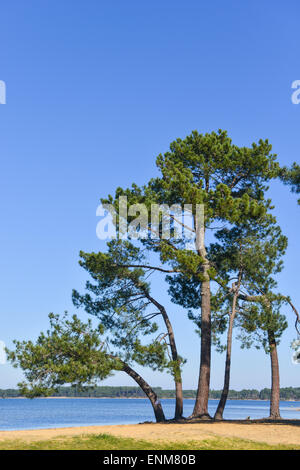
[0,433,299,450]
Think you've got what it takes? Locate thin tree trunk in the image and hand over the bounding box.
[121,362,166,423]
[156,305,183,419]
[174,381,183,419]
[268,331,281,420]
[214,276,241,420]
[144,292,183,419]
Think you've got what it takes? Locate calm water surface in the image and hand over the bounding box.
[0,398,299,431]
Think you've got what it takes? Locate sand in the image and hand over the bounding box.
[0,421,300,446]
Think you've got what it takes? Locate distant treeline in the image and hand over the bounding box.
[1,386,300,400]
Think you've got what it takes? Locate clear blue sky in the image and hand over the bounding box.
[0,0,299,391]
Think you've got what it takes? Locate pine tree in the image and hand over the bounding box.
[232,224,288,420]
[72,240,185,419]
[6,313,166,422]
[103,130,280,418]
[280,163,300,204]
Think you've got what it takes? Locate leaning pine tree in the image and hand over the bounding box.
[7,313,169,422]
[72,239,185,419]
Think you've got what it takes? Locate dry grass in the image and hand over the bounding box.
[1,420,300,450]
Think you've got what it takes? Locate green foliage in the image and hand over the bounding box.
[101,130,288,361]
[102,129,279,277]
[73,239,182,376]
[6,313,118,397]
[222,223,289,352]
[280,162,300,204]
[201,219,288,353]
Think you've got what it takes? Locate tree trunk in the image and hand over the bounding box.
[191,215,212,419]
[144,292,183,419]
[191,274,212,418]
[268,331,281,420]
[121,362,166,423]
[214,277,241,420]
[174,380,183,420]
[158,306,183,419]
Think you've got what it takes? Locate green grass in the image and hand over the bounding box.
[0,433,299,450]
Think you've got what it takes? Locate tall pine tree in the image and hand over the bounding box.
[103,130,280,417]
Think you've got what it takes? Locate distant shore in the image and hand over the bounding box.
[3,386,300,401]
[1,396,300,402]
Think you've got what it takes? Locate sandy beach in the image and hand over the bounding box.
[0,421,300,447]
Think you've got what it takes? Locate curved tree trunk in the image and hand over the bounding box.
[121,362,166,423]
[144,292,183,419]
[214,276,241,420]
[156,305,183,419]
[268,331,281,420]
[214,308,235,420]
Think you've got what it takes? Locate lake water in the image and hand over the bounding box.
[0,398,299,431]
